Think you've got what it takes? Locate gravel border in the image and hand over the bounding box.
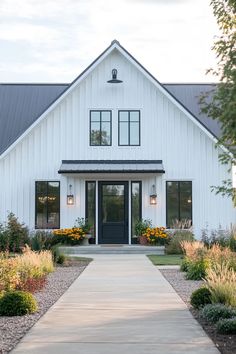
[159,267,203,306]
[160,267,236,354]
[0,262,90,354]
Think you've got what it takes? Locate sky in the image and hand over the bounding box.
[0,0,219,83]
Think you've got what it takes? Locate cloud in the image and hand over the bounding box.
[0,0,218,83]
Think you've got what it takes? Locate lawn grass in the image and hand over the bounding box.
[147,254,183,265]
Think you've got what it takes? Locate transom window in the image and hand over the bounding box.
[166,181,192,228]
[90,110,112,146]
[35,181,60,229]
[118,110,140,146]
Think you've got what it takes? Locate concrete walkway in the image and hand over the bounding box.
[12,255,219,354]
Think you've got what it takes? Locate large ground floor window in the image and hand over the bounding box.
[166,181,192,228]
[35,181,60,229]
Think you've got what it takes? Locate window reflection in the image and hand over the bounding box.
[36,181,60,229]
[102,185,124,222]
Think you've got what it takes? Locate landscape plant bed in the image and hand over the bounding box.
[0,258,92,354]
[160,268,236,354]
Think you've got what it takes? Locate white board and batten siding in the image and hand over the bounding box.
[0,47,235,238]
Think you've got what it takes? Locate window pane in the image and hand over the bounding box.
[35,181,60,229]
[119,112,129,122]
[36,182,47,228]
[166,182,179,228]
[130,122,140,145]
[102,185,124,222]
[90,122,101,145]
[91,111,100,122]
[86,182,96,237]
[47,182,60,229]
[101,111,111,122]
[131,182,141,238]
[130,111,140,122]
[180,182,192,223]
[119,122,129,145]
[90,111,111,146]
[101,121,111,145]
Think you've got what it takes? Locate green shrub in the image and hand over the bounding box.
[134,219,152,236]
[0,290,38,316]
[217,317,236,334]
[180,257,190,272]
[186,258,209,280]
[201,303,236,323]
[190,287,212,309]
[51,244,63,263]
[57,254,66,265]
[201,225,236,252]
[5,213,29,253]
[166,230,194,254]
[30,230,58,251]
[0,226,9,252]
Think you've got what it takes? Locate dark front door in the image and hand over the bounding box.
[98,182,128,244]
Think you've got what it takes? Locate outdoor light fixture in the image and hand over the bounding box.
[107,68,123,83]
[67,184,74,205]
[150,184,157,205]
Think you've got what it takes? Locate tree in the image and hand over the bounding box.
[200,0,236,203]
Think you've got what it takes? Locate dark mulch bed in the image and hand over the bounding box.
[160,268,236,354]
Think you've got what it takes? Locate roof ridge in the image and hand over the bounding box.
[0,83,69,86]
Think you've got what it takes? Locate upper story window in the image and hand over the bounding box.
[118,110,140,146]
[166,181,192,228]
[35,181,60,229]
[90,110,112,146]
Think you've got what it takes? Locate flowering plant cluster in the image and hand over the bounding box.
[142,227,168,245]
[53,227,85,245]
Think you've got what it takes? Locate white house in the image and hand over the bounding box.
[0,40,235,243]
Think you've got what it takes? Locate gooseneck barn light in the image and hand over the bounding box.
[107,68,123,83]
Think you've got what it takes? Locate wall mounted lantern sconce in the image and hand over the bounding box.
[150,184,157,205]
[107,68,123,83]
[67,184,74,205]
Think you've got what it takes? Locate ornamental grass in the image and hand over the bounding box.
[0,246,54,292]
[205,261,236,308]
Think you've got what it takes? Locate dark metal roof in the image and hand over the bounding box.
[0,82,220,156]
[164,84,221,139]
[58,160,165,174]
[0,83,68,155]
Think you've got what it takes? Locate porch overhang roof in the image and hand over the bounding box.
[58,160,165,174]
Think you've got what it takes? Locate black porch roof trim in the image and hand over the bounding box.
[58,160,165,174]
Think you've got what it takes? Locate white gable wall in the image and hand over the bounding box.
[0,48,235,237]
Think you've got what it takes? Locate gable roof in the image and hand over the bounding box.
[0,40,221,157]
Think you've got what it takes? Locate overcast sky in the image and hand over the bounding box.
[0,0,219,83]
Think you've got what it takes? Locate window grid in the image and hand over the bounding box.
[118,110,140,146]
[90,110,112,146]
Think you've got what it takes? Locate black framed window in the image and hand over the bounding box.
[90,110,112,146]
[35,181,60,229]
[131,181,142,241]
[85,181,96,240]
[166,181,192,228]
[118,110,140,146]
